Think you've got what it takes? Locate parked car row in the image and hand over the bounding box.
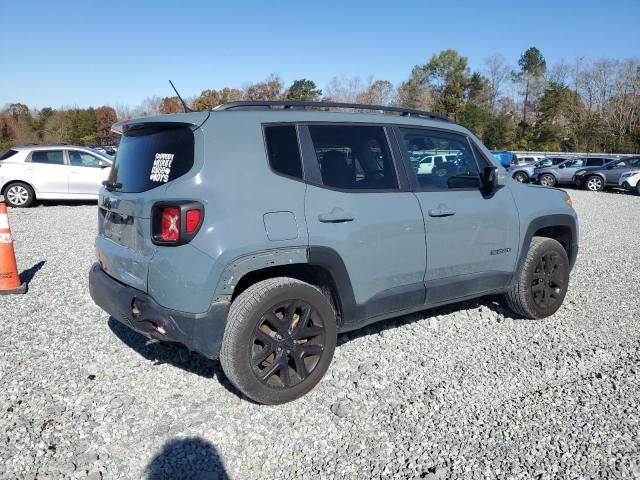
[506,154,640,195]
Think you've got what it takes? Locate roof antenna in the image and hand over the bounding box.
[169,80,192,112]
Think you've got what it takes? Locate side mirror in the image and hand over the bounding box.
[482,166,502,194]
[558,164,565,169]
[607,165,614,169]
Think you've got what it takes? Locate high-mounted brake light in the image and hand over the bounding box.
[161,207,180,241]
[152,201,204,246]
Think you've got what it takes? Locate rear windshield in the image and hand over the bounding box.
[0,149,18,160]
[108,126,194,193]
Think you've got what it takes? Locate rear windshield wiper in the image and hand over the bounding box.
[102,180,122,192]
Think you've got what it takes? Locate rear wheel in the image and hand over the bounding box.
[513,171,529,183]
[4,182,35,208]
[538,173,556,187]
[220,277,337,404]
[504,237,569,319]
[585,175,604,191]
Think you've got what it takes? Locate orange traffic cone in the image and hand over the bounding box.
[0,196,27,295]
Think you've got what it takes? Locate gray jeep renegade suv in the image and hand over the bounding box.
[89,101,579,404]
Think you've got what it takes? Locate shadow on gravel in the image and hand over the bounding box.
[145,436,228,480]
[20,260,45,284]
[107,317,239,398]
[337,295,509,346]
[35,200,97,207]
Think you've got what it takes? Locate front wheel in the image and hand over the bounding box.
[220,277,337,404]
[504,237,570,319]
[4,182,35,208]
[538,173,556,187]
[513,171,529,183]
[585,175,604,191]
[636,182,640,196]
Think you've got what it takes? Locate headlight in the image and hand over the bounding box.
[622,171,640,178]
[575,170,587,176]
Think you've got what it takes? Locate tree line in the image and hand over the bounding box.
[2,47,639,153]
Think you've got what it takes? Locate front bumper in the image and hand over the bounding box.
[89,263,229,359]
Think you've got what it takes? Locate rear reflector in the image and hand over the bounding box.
[161,207,180,241]
[186,209,202,233]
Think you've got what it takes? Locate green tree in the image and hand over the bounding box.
[412,49,470,118]
[513,47,546,136]
[286,79,322,101]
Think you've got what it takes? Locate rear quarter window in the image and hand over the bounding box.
[108,126,194,193]
[0,149,18,160]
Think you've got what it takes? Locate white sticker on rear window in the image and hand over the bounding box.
[149,153,174,183]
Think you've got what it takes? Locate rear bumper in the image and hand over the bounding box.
[89,263,229,359]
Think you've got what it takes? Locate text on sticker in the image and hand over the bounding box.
[150,153,174,183]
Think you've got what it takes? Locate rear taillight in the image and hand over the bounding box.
[152,201,204,246]
[160,207,180,241]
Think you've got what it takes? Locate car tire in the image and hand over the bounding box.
[504,236,570,320]
[538,173,556,187]
[636,182,640,196]
[4,182,35,208]
[513,171,529,183]
[220,277,337,405]
[585,175,604,192]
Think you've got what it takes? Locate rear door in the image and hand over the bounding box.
[27,150,69,195]
[67,150,111,195]
[302,124,426,324]
[395,127,519,304]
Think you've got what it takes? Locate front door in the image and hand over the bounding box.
[302,124,426,326]
[395,127,519,304]
[67,150,111,196]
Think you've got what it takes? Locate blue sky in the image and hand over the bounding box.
[1,0,639,109]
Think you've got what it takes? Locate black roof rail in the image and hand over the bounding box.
[212,101,453,122]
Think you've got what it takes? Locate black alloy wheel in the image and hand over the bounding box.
[530,251,567,311]
[251,299,326,388]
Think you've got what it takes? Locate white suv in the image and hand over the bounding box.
[0,145,112,207]
[619,170,640,195]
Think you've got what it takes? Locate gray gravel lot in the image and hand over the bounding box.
[1,189,639,479]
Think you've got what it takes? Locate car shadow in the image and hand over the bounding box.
[36,200,97,207]
[20,260,45,284]
[107,317,239,398]
[144,436,228,480]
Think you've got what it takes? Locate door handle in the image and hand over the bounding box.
[319,208,355,223]
[428,207,456,217]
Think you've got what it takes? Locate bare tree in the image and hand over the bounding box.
[484,54,511,110]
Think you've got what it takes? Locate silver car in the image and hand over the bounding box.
[0,145,112,207]
[531,156,614,187]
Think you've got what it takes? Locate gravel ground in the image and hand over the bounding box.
[1,189,639,480]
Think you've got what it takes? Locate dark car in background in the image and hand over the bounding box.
[509,156,570,183]
[531,156,614,187]
[574,156,640,191]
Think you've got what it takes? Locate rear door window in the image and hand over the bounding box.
[108,126,194,193]
[30,150,65,165]
[308,125,397,191]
